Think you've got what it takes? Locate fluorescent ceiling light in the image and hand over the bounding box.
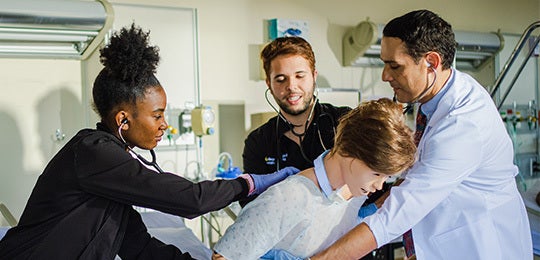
[0,0,113,59]
[0,32,92,43]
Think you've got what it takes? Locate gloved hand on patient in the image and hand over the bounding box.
[358,202,378,218]
[260,248,303,260]
[358,178,404,218]
[249,166,300,195]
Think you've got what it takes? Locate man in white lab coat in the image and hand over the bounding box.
[308,9,533,260]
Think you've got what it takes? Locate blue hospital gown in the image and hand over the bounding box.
[213,175,365,259]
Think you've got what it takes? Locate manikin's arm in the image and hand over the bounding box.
[311,223,377,260]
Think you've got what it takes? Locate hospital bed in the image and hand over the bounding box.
[3,197,539,257]
[0,203,17,241]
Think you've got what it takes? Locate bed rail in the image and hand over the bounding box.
[0,203,18,227]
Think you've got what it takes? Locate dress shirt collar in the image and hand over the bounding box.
[420,68,455,119]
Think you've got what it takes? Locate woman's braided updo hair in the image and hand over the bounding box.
[92,23,161,120]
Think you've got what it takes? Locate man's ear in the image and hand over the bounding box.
[425,52,441,70]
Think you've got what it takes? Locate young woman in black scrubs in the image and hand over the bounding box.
[0,24,296,260]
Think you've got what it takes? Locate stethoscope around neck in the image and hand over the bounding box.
[264,88,317,137]
[117,120,165,174]
[264,88,336,170]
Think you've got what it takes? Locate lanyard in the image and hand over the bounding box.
[313,150,332,198]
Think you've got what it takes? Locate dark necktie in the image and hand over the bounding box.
[403,107,427,258]
[414,108,427,146]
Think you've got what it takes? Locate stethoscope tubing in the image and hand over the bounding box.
[271,101,336,170]
[118,123,165,174]
[397,66,438,114]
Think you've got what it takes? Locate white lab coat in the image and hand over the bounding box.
[365,69,533,259]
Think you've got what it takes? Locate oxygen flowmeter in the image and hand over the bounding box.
[191,106,215,136]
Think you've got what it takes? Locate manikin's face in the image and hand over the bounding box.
[122,86,168,150]
[340,157,390,197]
[266,54,317,116]
[380,36,433,104]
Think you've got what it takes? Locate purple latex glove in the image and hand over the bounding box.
[249,166,299,195]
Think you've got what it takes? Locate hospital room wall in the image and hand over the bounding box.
[0,0,538,224]
[0,59,84,223]
[153,0,539,177]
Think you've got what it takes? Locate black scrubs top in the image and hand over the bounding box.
[0,123,248,259]
[241,102,351,207]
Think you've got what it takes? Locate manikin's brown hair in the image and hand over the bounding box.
[330,98,416,174]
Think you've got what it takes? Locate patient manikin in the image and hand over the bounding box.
[212,98,417,259]
[214,151,364,259]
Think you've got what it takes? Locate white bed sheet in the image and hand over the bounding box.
[0,226,8,240]
[140,210,212,259]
